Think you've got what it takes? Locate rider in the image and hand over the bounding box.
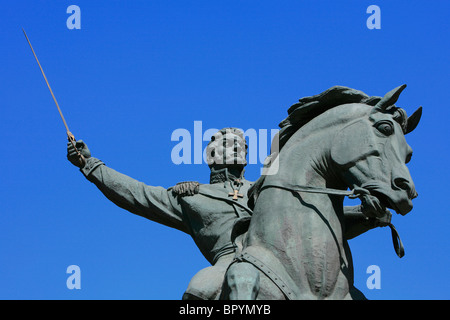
[67,127,253,300]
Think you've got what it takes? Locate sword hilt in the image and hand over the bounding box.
[67,131,86,167]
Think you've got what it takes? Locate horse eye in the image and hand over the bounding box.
[376,121,394,136]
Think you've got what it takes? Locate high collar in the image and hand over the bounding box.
[209,167,245,184]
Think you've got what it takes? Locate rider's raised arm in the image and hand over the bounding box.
[79,155,188,234]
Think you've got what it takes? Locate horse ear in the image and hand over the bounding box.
[405,106,422,134]
[331,121,379,168]
[373,84,407,112]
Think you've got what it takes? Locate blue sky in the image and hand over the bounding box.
[1,1,449,299]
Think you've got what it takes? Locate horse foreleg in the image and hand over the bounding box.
[222,261,260,300]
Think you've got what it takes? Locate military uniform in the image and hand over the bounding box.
[80,157,253,297]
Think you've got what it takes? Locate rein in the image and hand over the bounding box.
[260,182,361,198]
[260,181,405,258]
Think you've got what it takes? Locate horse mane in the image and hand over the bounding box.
[277,86,383,150]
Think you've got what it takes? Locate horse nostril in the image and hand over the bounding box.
[393,177,407,188]
[393,177,411,191]
[393,177,416,199]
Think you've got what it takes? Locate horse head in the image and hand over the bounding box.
[330,85,421,216]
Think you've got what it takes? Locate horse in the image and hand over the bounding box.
[221,85,422,300]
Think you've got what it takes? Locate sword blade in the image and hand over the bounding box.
[22,28,71,134]
[23,28,86,167]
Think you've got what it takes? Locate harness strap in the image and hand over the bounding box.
[388,223,405,258]
[235,252,295,300]
[260,182,360,198]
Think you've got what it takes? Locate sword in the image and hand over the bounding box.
[23,28,85,167]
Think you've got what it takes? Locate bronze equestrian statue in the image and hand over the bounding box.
[67,85,421,299]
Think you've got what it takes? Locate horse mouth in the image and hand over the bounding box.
[371,191,400,213]
[362,185,413,216]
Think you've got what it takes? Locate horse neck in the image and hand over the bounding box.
[268,129,347,221]
[275,127,344,191]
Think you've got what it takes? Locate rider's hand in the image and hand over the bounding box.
[360,194,392,227]
[360,194,386,218]
[172,181,200,197]
[67,140,91,168]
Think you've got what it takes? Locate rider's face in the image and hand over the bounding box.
[207,132,247,168]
